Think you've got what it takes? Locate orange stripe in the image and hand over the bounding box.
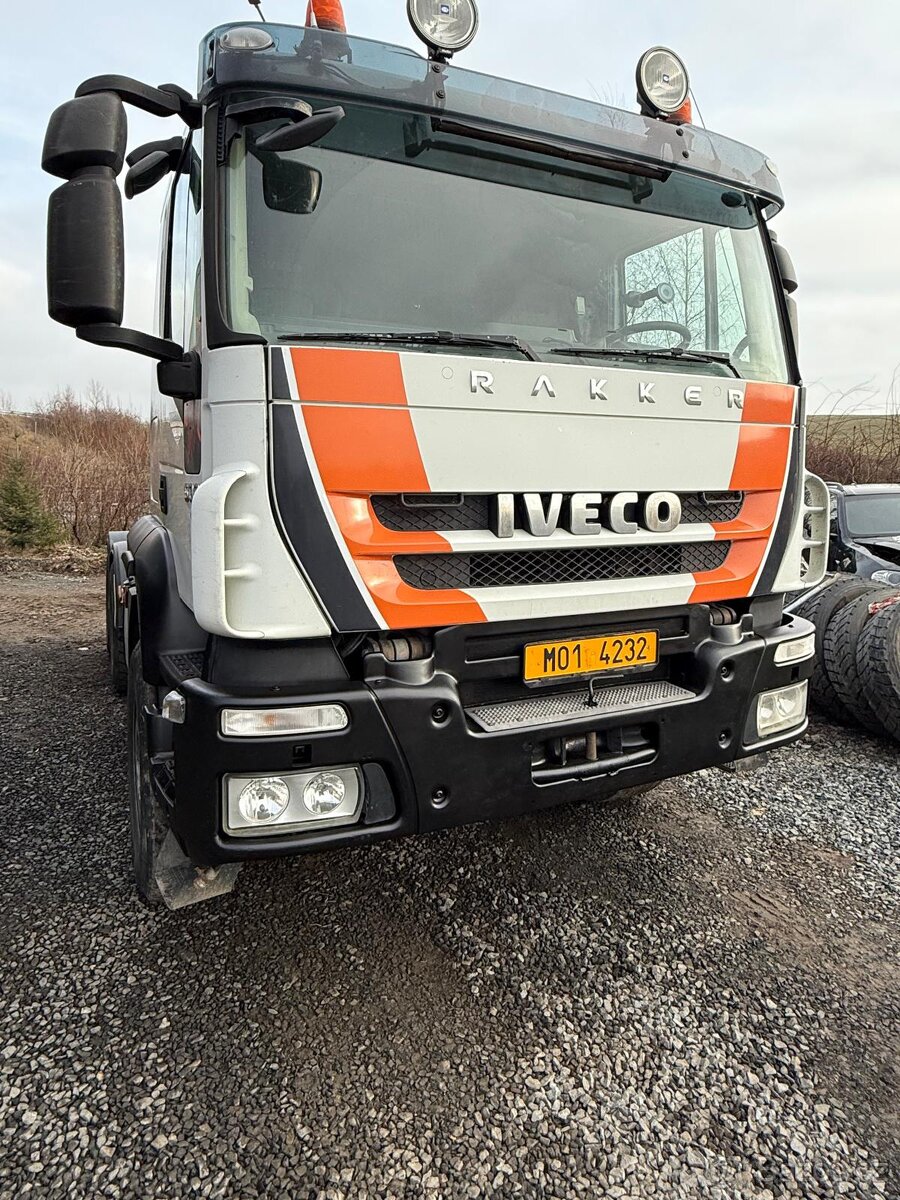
[290,347,407,406]
[289,349,485,628]
[741,381,796,425]
[690,390,794,603]
[355,558,486,628]
[303,406,431,493]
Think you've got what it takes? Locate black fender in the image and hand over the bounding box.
[106,529,129,632]
[127,515,207,686]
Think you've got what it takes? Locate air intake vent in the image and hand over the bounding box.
[394,541,731,590]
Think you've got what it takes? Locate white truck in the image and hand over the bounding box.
[42,0,827,906]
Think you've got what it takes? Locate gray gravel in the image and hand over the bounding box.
[0,572,897,1199]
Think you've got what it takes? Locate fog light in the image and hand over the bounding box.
[756,681,808,738]
[220,27,275,51]
[237,777,290,824]
[303,772,347,816]
[221,704,348,738]
[636,46,690,116]
[774,633,815,664]
[408,0,479,56]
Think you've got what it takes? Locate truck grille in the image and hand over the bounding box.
[373,492,743,533]
[394,542,731,590]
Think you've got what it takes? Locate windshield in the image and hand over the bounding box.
[844,495,900,538]
[223,103,790,382]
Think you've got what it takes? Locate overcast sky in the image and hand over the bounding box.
[2,0,897,414]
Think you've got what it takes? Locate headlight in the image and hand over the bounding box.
[756,682,808,738]
[774,633,816,665]
[220,27,275,51]
[303,772,347,816]
[636,46,690,116]
[225,767,362,837]
[237,778,291,825]
[872,569,900,586]
[408,0,479,56]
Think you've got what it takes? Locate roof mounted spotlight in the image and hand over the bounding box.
[636,46,691,122]
[407,0,479,60]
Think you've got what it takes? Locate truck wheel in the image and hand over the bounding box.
[855,600,900,743]
[821,594,890,737]
[106,560,128,696]
[127,644,168,905]
[808,578,889,721]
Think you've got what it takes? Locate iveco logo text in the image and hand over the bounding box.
[491,492,683,538]
[470,370,744,409]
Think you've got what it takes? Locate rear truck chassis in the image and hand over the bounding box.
[109,519,815,876]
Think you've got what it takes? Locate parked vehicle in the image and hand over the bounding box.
[41,0,827,906]
[827,482,900,586]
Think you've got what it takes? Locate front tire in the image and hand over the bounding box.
[126,644,168,905]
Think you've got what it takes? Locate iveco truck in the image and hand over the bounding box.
[42,0,828,906]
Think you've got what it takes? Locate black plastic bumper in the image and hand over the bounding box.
[164,614,814,866]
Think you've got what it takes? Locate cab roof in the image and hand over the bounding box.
[200,23,784,214]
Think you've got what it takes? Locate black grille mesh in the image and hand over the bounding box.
[373,492,743,533]
[395,542,732,591]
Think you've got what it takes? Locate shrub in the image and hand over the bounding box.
[0,384,149,547]
[0,455,61,549]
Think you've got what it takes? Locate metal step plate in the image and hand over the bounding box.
[466,679,694,732]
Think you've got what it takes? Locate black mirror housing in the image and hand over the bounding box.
[262,157,323,214]
[47,175,124,327]
[773,242,798,294]
[43,93,127,180]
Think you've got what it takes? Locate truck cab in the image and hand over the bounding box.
[43,2,828,907]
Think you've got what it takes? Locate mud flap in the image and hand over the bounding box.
[154,832,243,910]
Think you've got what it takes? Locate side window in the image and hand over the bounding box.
[623,229,705,348]
[715,229,748,355]
[166,137,202,349]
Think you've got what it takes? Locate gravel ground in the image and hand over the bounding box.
[0,570,897,1199]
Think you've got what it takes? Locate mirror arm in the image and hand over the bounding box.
[75,76,201,129]
[76,324,183,361]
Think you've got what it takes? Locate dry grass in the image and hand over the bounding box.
[806,375,900,486]
[0,384,148,548]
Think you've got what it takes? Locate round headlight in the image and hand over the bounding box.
[636,46,690,116]
[238,777,290,824]
[220,27,275,51]
[408,0,479,56]
[303,772,347,816]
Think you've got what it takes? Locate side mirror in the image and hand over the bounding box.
[43,93,127,328]
[261,156,323,214]
[772,242,798,294]
[43,86,184,368]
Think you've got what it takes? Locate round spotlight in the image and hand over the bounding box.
[220,27,275,51]
[636,46,690,116]
[303,772,347,816]
[408,0,479,57]
[238,777,290,824]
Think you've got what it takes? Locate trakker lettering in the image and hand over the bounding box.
[42,1,826,909]
[470,370,747,409]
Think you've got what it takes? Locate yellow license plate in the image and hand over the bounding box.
[524,631,658,682]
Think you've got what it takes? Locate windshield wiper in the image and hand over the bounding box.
[548,345,741,377]
[277,330,539,361]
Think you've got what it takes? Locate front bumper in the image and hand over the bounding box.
[164,612,815,866]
